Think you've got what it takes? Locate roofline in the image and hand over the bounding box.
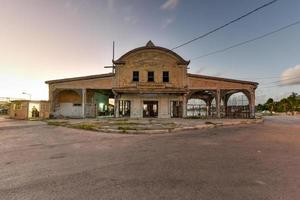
[187,73,259,86]
[45,73,115,84]
[114,46,190,65]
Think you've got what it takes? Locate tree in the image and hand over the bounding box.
[265,98,275,114]
[287,92,299,115]
[279,98,291,114]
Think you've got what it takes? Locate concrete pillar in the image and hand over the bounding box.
[82,88,86,118]
[182,94,188,118]
[216,89,221,118]
[114,94,120,118]
[223,95,228,118]
[249,89,256,119]
[206,99,211,118]
[49,87,55,115]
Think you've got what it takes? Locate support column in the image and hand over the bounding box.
[216,89,221,118]
[82,88,86,118]
[49,86,55,115]
[223,94,228,118]
[206,99,211,118]
[114,93,120,118]
[182,93,188,118]
[249,89,256,119]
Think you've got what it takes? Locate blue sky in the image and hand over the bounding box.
[0,0,299,103]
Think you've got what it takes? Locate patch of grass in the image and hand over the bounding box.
[185,116,207,119]
[117,126,128,133]
[47,121,69,126]
[71,123,97,131]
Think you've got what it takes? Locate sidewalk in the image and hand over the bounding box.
[0,116,45,130]
[46,117,264,134]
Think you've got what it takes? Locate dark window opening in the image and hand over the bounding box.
[132,71,139,82]
[143,101,158,118]
[148,71,154,82]
[170,101,183,118]
[119,100,131,117]
[163,71,169,82]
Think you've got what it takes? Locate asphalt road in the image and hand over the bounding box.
[0,116,299,200]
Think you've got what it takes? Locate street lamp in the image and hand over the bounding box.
[22,92,32,100]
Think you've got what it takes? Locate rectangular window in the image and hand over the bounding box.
[132,71,139,82]
[163,71,169,82]
[148,71,154,82]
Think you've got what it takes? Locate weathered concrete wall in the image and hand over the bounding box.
[10,102,28,120]
[49,76,113,90]
[39,102,50,119]
[115,49,188,90]
[57,90,81,103]
[188,76,256,91]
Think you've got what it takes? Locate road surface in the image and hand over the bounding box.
[0,116,299,200]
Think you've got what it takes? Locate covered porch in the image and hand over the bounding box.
[185,89,255,119]
[50,88,114,118]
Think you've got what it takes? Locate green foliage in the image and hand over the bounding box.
[259,92,300,114]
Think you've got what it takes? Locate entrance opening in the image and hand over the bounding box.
[170,101,183,118]
[28,102,40,118]
[226,92,250,118]
[143,101,158,118]
[119,100,131,117]
[187,99,207,117]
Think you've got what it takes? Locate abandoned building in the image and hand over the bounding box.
[9,100,50,120]
[46,41,258,119]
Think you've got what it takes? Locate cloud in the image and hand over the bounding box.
[280,65,300,85]
[160,0,180,10]
[161,17,174,29]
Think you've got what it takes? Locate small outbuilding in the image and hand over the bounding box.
[10,100,50,120]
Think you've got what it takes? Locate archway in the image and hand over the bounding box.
[53,89,82,118]
[225,91,250,118]
[187,90,215,118]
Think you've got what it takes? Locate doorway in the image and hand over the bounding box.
[143,101,158,118]
[170,101,183,118]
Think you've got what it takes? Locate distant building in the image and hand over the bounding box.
[46,41,258,119]
[9,100,50,120]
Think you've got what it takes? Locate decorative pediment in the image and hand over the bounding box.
[113,41,190,65]
[145,40,155,48]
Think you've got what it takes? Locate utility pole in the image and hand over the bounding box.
[104,41,116,73]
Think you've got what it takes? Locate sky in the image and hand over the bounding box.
[0,0,299,104]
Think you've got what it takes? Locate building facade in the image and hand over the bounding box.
[46,41,258,119]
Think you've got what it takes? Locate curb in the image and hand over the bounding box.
[83,118,264,134]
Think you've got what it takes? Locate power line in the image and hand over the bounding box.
[257,76,300,89]
[191,20,300,60]
[239,75,297,80]
[171,0,279,50]
[260,76,300,86]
